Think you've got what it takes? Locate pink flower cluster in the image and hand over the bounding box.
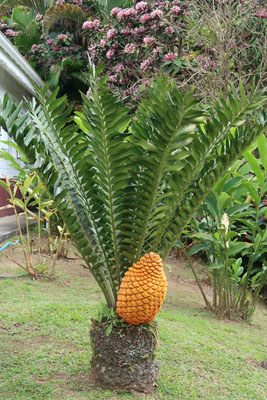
[57,34,69,40]
[124,43,137,54]
[5,29,20,37]
[151,9,163,18]
[107,28,117,40]
[81,0,189,102]
[111,8,121,16]
[82,19,100,30]
[143,36,155,44]
[135,1,147,12]
[82,0,189,102]
[165,26,174,34]
[171,6,181,14]
[31,44,37,52]
[197,56,219,71]
[163,52,177,61]
[140,13,151,22]
[117,8,137,20]
[256,9,266,18]
[113,63,125,73]
[106,49,115,59]
[140,57,154,70]
[46,38,54,45]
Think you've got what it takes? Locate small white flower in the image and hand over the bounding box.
[221,213,229,234]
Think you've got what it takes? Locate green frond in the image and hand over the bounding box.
[0,0,53,16]
[0,88,115,306]
[159,120,266,258]
[42,4,88,35]
[78,82,132,286]
[71,72,91,86]
[146,84,267,256]
[120,75,205,263]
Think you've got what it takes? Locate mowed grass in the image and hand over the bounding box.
[0,247,266,400]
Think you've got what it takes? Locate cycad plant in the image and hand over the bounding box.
[0,75,265,392]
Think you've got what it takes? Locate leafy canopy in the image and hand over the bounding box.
[0,76,265,306]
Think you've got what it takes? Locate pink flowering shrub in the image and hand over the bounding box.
[82,0,189,101]
[27,32,87,70]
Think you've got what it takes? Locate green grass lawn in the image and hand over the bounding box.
[0,248,266,400]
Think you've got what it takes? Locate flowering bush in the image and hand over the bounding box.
[0,0,95,99]
[82,0,190,101]
[28,33,87,71]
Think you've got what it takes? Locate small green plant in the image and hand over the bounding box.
[0,174,43,278]
[0,142,69,277]
[93,302,129,336]
[186,134,267,320]
[0,172,65,278]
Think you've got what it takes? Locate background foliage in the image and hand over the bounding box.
[0,0,266,104]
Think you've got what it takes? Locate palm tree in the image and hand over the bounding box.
[0,75,265,392]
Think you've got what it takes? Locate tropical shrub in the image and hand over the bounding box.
[0,74,265,307]
[0,144,66,276]
[81,0,189,103]
[186,135,267,319]
[0,173,47,278]
[0,0,96,99]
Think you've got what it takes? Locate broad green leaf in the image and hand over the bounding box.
[227,242,252,256]
[0,179,10,193]
[22,174,35,195]
[241,182,260,205]
[11,198,25,210]
[244,150,264,185]
[206,195,218,218]
[225,231,239,241]
[257,134,267,171]
[188,243,209,257]
[253,233,261,252]
[213,172,231,195]
[217,192,231,214]
[193,232,218,243]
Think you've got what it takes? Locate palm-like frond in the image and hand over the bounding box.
[42,4,88,35]
[119,77,206,264]
[159,121,265,258]
[144,82,267,257]
[0,87,122,306]
[76,82,132,288]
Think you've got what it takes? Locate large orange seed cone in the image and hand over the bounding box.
[116,252,167,325]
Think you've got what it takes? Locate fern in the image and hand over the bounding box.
[0,77,265,307]
[42,4,89,35]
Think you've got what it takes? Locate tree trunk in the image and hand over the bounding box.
[89,318,159,394]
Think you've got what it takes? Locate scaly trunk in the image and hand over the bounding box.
[90,318,159,394]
